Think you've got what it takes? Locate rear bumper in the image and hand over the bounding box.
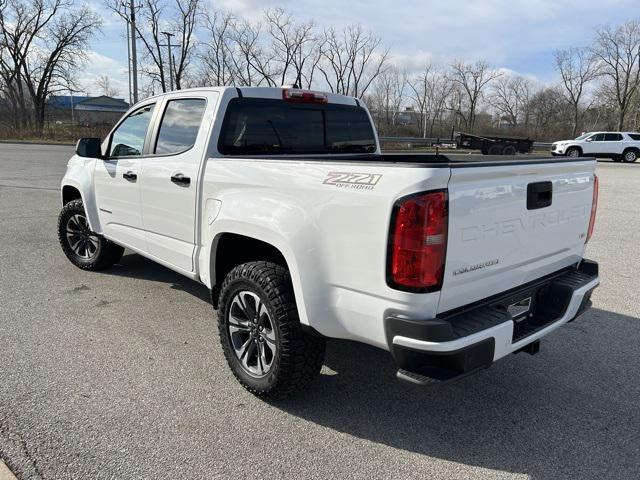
[386,260,599,385]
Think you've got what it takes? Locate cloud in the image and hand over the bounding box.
[206,0,637,82]
[85,0,638,93]
[76,51,130,99]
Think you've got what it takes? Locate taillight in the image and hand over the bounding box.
[586,174,598,243]
[388,190,448,291]
[282,88,328,104]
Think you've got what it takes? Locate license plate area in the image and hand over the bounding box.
[507,297,532,322]
[492,287,553,342]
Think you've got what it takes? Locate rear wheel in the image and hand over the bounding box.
[566,147,581,158]
[502,144,517,155]
[488,144,504,155]
[622,149,638,163]
[57,199,124,270]
[218,261,326,398]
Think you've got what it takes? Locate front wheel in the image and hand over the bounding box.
[623,149,638,163]
[57,199,124,270]
[218,261,326,398]
[566,147,581,158]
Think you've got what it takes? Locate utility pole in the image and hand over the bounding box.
[161,31,175,91]
[126,20,132,104]
[129,0,138,103]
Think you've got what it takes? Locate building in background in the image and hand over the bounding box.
[47,95,129,126]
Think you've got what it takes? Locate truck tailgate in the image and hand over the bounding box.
[438,159,596,313]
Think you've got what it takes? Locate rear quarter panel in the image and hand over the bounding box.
[199,158,449,349]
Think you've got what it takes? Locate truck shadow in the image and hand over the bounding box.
[274,308,640,479]
[100,255,638,478]
[104,252,211,303]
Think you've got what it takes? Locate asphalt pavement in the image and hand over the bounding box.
[0,143,639,479]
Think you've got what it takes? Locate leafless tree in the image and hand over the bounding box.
[200,11,239,86]
[408,63,454,137]
[108,0,200,92]
[265,8,317,87]
[95,74,120,97]
[528,86,568,138]
[317,24,389,98]
[448,60,501,133]
[554,47,599,136]
[0,0,101,134]
[368,66,406,132]
[591,20,640,130]
[489,74,534,129]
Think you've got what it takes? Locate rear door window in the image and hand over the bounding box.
[218,98,376,155]
[154,99,207,155]
[604,133,623,141]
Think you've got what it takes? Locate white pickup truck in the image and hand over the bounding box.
[59,87,600,398]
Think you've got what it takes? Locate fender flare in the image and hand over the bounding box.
[202,221,311,326]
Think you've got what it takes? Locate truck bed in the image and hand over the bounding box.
[267,152,590,167]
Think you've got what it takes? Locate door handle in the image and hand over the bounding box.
[171,173,191,186]
[123,171,137,181]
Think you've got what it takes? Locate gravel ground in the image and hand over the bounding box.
[0,143,639,480]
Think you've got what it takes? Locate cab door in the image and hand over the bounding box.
[93,102,156,251]
[583,133,606,156]
[138,93,218,272]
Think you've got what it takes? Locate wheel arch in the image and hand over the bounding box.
[566,145,583,156]
[60,180,102,233]
[208,231,295,311]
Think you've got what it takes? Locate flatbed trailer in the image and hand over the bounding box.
[456,132,534,155]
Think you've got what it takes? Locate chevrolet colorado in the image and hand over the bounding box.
[59,87,600,398]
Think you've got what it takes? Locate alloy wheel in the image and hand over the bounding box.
[227,290,277,378]
[65,214,99,259]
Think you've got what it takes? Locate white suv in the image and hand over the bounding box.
[551,132,640,162]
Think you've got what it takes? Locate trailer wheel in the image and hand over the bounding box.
[488,144,504,155]
[502,145,517,155]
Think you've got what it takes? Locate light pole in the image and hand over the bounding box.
[161,31,175,91]
[130,0,139,103]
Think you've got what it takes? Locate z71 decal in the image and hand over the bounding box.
[323,172,382,190]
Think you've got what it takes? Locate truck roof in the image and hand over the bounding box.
[137,86,360,107]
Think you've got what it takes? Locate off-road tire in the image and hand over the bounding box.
[218,261,326,399]
[57,199,124,270]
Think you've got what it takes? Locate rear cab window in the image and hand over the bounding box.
[154,98,207,155]
[218,98,376,155]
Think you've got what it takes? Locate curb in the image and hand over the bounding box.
[0,140,75,146]
[0,460,17,480]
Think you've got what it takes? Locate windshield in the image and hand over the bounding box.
[575,133,593,140]
[218,98,377,155]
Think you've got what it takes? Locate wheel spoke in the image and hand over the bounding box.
[69,237,83,254]
[229,313,251,332]
[240,341,257,371]
[256,342,265,374]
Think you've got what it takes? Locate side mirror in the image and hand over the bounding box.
[76,138,103,158]
[585,138,592,142]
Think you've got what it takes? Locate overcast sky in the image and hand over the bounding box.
[81,0,638,99]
